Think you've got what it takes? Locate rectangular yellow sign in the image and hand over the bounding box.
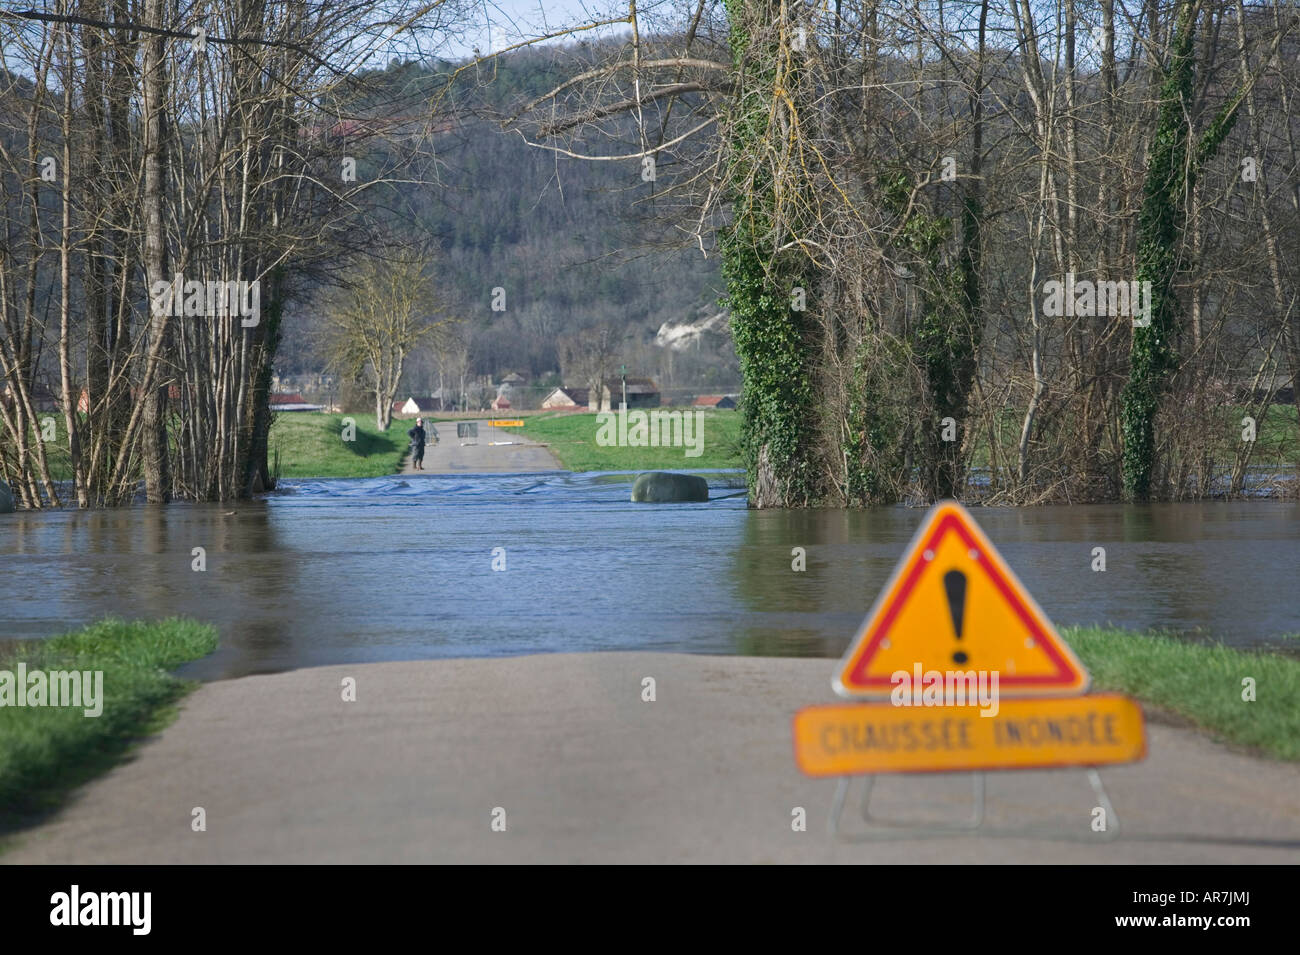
[490,419,524,427]
[793,693,1145,776]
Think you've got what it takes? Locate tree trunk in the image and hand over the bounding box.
[58,23,86,507]
[1121,0,1242,500]
[140,0,171,503]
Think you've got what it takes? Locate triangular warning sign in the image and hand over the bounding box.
[834,500,1088,698]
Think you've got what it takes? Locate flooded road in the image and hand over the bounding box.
[1,472,1297,680]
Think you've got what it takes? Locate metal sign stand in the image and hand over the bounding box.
[827,768,1120,843]
[457,422,478,446]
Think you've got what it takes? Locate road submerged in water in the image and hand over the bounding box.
[0,473,1297,680]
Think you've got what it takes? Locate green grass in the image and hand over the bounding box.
[1237,403,1300,464]
[0,411,415,482]
[523,409,744,471]
[0,617,218,825]
[1064,625,1300,760]
[270,412,412,478]
[968,403,1299,470]
[8,403,1293,483]
[3,408,742,481]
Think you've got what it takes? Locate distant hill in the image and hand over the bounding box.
[277,49,738,400]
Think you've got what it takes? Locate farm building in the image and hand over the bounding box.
[692,394,738,409]
[591,377,660,411]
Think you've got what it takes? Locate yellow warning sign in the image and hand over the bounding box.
[793,694,1146,776]
[835,500,1088,699]
[490,419,524,427]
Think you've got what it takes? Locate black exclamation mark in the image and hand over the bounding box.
[944,569,968,664]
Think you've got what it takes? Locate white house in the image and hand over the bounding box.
[394,395,444,417]
[541,386,590,409]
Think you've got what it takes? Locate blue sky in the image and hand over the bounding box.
[444,0,633,59]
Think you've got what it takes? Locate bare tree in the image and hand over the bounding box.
[319,254,451,431]
[558,322,623,411]
[0,0,473,505]
[432,323,472,411]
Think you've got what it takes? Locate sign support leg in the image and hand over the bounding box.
[827,769,1121,842]
[828,777,851,836]
[829,772,985,837]
[858,771,986,830]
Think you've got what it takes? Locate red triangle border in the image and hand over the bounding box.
[845,511,1082,689]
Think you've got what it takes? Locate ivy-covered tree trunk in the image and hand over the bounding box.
[843,335,909,505]
[918,192,982,501]
[242,267,284,496]
[720,0,822,508]
[1121,1,1241,501]
[921,1,986,502]
[878,166,981,503]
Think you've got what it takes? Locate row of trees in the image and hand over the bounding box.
[6,1,1297,508]
[0,0,466,506]
[517,0,1300,504]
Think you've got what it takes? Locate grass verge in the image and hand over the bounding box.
[0,617,218,827]
[1064,625,1300,760]
[13,403,1293,482]
[269,412,410,478]
[523,410,744,471]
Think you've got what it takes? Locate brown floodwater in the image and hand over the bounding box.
[0,472,1297,681]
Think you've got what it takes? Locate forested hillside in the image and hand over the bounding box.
[275,51,736,398]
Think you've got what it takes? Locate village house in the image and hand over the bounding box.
[22,385,197,415]
[590,377,660,412]
[540,386,590,410]
[393,395,447,418]
[1,383,59,412]
[692,394,738,409]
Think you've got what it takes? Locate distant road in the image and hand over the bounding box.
[400,418,561,474]
[5,654,1298,863]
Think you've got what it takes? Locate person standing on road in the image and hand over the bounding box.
[408,417,428,470]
